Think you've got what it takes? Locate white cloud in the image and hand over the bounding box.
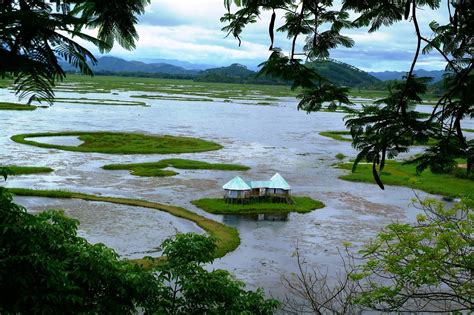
[75,0,451,71]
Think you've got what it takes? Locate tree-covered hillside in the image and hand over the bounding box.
[194,63,287,85]
[307,59,381,88]
[196,61,381,87]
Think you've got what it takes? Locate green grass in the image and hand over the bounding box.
[0,102,37,111]
[349,89,439,102]
[335,153,346,161]
[320,131,352,142]
[53,74,296,99]
[464,129,474,133]
[103,158,250,177]
[337,161,474,198]
[131,94,213,102]
[3,166,53,175]
[11,131,223,155]
[321,130,438,146]
[9,188,240,264]
[44,97,148,107]
[191,196,325,215]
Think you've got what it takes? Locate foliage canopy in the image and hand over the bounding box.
[0,0,149,104]
[223,0,474,188]
[0,187,278,314]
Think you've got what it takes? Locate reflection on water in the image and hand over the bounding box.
[224,213,289,222]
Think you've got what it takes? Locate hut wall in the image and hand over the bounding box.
[226,189,250,198]
[268,189,290,196]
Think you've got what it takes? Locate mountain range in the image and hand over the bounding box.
[369,69,446,82]
[60,56,444,87]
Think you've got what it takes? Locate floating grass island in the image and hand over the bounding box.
[2,166,53,175]
[337,161,474,198]
[191,196,325,215]
[321,130,437,145]
[9,188,240,263]
[11,132,223,154]
[103,158,250,177]
[42,97,148,107]
[319,131,352,142]
[0,102,37,111]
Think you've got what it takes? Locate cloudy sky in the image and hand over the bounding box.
[90,0,449,72]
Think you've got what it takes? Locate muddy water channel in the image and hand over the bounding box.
[2,87,472,300]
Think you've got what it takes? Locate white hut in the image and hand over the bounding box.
[267,173,291,196]
[223,176,251,200]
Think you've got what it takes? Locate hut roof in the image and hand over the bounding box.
[268,173,291,190]
[223,176,251,191]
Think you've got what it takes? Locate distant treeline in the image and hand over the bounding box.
[63,65,445,94]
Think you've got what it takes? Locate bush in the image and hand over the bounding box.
[335,153,346,160]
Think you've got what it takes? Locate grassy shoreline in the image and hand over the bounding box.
[3,166,53,175]
[337,161,474,198]
[9,188,240,265]
[103,158,250,177]
[320,131,352,142]
[11,131,223,155]
[192,196,325,215]
[0,102,37,111]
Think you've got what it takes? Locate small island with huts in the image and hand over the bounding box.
[223,173,292,204]
[191,173,325,215]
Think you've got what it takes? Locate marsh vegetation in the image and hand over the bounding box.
[11,132,223,154]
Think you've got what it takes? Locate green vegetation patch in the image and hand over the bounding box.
[464,128,474,133]
[47,97,148,107]
[3,166,53,175]
[9,188,240,260]
[337,161,474,198]
[320,131,352,142]
[131,94,213,102]
[11,132,223,155]
[191,196,325,215]
[0,102,37,111]
[321,130,437,145]
[103,158,250,177]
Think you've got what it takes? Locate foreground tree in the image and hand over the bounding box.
[0,0,149,104]
[0,185,279,313]
[223,0,474,187]
[354,198,473,312]
[0,186,159,313]
[150,233,279,314]
[283,198,473,313]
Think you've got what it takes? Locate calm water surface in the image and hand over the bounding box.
[1,87,471,299]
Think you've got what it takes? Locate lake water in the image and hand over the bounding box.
[1,86,471,299]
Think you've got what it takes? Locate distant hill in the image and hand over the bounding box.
[61,56,199,77]
[136,58,214,70]
[196,60,381,87]
[61,56,383,88]
[194,63,286,85]
[369,69,445,82]
[307,60,381,87]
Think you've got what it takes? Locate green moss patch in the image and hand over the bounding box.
[9,188,240,262]
[321,130,437,145]
[0,102,37,111]
[46,97,148,107]
[11,132,223,155]
[3,166,53,175]
[103,158,250,177]
[320,131,352,142]
[191,196,325,215]
[337,161,474,198]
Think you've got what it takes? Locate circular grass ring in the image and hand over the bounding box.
[11,131,223,155]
